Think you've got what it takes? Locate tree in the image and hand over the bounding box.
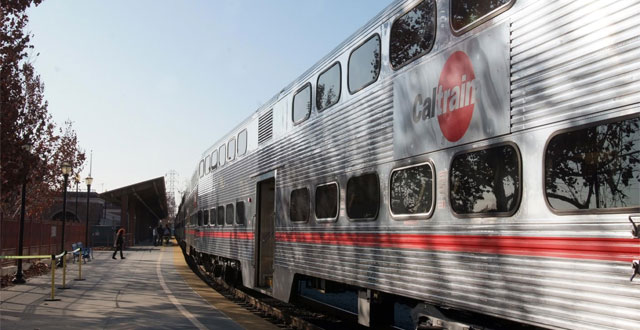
[1,0,86,222]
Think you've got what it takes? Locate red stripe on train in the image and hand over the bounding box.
[275,232,640,262]
[186,230,254,240]
[185,229,639,262]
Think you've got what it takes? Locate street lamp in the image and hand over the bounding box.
[85,175,93,248]
[74,173,80,224]
[13,143,32,284]
[60,161,72,253]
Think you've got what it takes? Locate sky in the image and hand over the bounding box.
[26,0,393,196]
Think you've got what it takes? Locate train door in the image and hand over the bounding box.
[255,177,275,289]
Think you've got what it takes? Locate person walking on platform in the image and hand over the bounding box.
[156,224,163,246]
[152,225,157,246]
[163,224,170,245]
[112,226,126,259]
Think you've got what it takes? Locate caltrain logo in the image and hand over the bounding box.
[412,51,476,142]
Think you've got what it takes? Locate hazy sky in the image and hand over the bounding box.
[26,0,392,195]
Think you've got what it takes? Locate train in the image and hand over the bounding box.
[174,0,640,328]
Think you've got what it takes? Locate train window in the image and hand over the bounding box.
[237,129,247,156]
[315,182,339,220]
[199,160,205,178]
[210,207,216,226]
[226,203,234,225]
[210,150,218,170]
[293,83,312,124]
[346,173,380,220]
[290,188,310,222]
[228,138,236,161]
[348,34,381,94]
[390,162,434,216]
[204,155,211,175]
[450,0,513,34]
[203,209,209,225]
[390,0,436,69]
[217,206,225,226]
[219,145,226,167]
[545,116,640,212]
[197,210,203,226]
[316,62,341,112]
[450,144,521,216]
[236,201,246,225]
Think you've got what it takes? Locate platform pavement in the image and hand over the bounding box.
[0,242,280,330]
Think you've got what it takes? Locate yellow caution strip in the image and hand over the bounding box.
[0,255,50,259]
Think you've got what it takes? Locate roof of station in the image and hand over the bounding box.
[100,177,168,220]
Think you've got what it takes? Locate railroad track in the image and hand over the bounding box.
[180,246,360,330]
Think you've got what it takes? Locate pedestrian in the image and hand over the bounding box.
[156,224,163,246]
[152,225,157,246]
[112,226,126,259]
[163,224,170,245]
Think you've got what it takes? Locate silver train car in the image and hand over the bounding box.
[175,0,640,328]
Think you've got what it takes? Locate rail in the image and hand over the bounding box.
[1,248,85,301]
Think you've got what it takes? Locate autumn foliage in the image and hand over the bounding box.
[1,0,85,222]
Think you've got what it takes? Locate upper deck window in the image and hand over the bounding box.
[545,117,640,212]
[450,144,521,216]
[293,83,312,124]
[316,62,341,111]
[199,160,205,178]
[348,34,381,94]
[390,0,436,69]
[450,0,513,34]
[210,150,218,170]
[228,138,236,161]
[237,129,247,156]
[219,145,226,167]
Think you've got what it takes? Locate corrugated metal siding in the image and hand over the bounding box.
[510,0,640,131]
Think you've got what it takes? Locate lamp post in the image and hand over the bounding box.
[74,174,80,223]
[13,143,32,284]
[60,162,72,253]
[85,175,93,247]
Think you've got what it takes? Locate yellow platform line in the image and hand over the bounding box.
[170,244,281,330]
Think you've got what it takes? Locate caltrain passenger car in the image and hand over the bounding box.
[176,0,640,328]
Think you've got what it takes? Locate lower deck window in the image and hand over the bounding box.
[315,183,338,220]
[545,116,640,211]
[226,204,234,225]
[217,206,225,226]
[450,144,521,216]
[346,173,380,220]
[236,201,246,225]
[203,210,209,225]
[290,188,310,222]
[390,163,434,216]
[210,208,217,226]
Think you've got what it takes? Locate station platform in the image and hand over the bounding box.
[0,242,280,330]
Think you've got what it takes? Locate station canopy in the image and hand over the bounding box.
[100,177,168,244]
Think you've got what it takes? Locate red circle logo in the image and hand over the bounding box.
[437,51,475,142]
